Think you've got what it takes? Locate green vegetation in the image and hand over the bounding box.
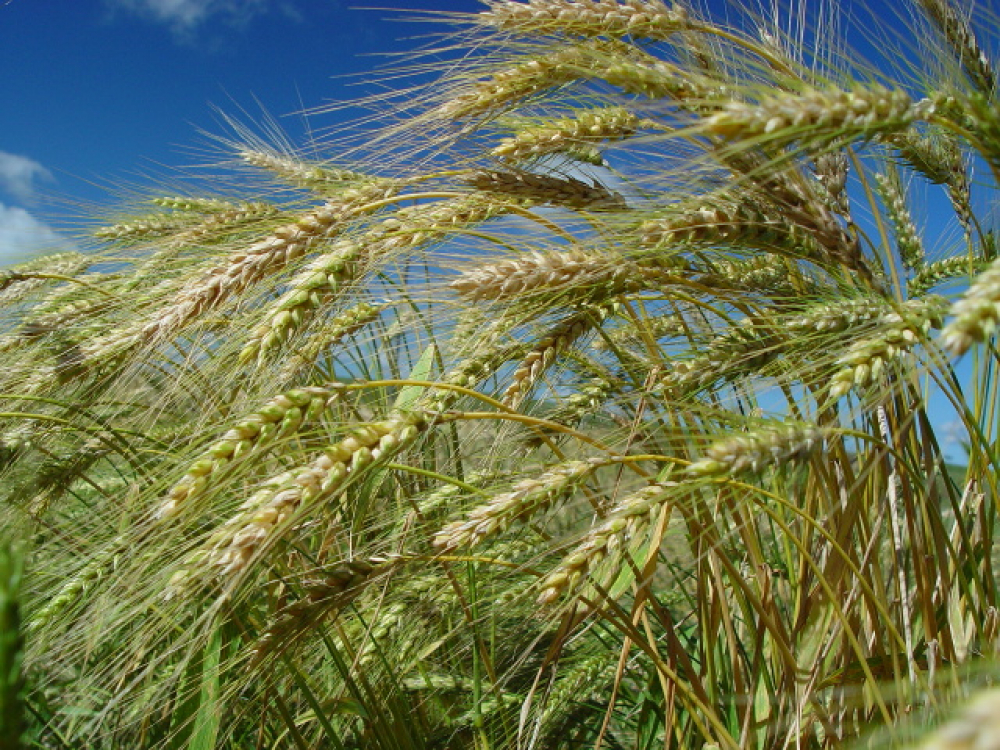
[1,0,999,747]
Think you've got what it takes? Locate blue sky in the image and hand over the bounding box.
[0,0,481,264]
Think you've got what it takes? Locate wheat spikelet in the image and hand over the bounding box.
[278,301,387,382]
[694,254,810,297]
[27,534,129,633]
[534,654,616,739]
[468,169,626,209]
[450,248,647,302]
[140,190,392,342]
[385,195,516,247]
[166,201,280,247]
[639,200,791,248]
[200,411,433,582]
[150,196,240,212]
[537,483,669,603]
[660,319,782,394]
[253,555,406,662]
[421,340,531,414]
[876,167,925,270]
[243,197,512,361]
[887,129,973,234]
[502,305,611,406]
[828,296,948,398]
[480,0,690,40]
[688,422,828,477]
[238,239,365,363]
[239,148,365,190]
[916,0,996,96]
[94,213,194,241]
[597,50,714,100]
[437,43,599,120]
[910,255,987,296]
[944,90,1000,173]
[0,253,90,306]
[433,458,607,550]
[492,106,644,161]
[24,299,105,336]
[812,151,850,214]
[940,257,1000,355]
[157,385,343,519]
[705,84,927,146]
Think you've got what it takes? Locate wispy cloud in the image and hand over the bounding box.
[0,151,53,204]
[105,0,271,32]
[0,203,77,267]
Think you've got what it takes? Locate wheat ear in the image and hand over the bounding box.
[687,422,828,477]
[433,458,607,550]
[480,0,691,40]
[705,85,928,146]
[940,257,1000,355]
[157,385,343,519]
[201,411,434,582]
[537,483,670,603]
[827,297,947,398]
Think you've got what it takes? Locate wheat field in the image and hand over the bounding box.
[1,0,1000,747]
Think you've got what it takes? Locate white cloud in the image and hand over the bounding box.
[0,151,53,204]
[106,0,270,31]
[0,203,78,267]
